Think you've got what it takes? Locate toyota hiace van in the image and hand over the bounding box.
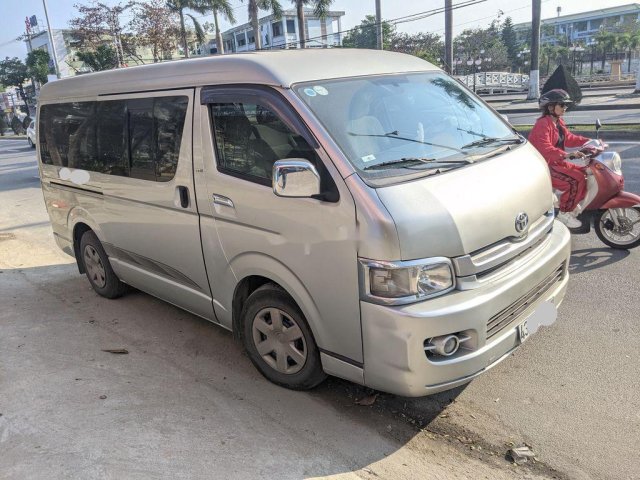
[37,50,571,397]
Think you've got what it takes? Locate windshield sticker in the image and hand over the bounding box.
[313,86,328,96]
[303,88,317,97]
[361,154,376,163]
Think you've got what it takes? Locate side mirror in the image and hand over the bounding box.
[595,118,602,139]
[273,159,321,198]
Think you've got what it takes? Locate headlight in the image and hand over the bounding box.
[603,152,622,175]
[359,257,455,305]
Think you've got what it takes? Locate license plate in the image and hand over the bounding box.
[518,301,557,343]
[518,320,530,342]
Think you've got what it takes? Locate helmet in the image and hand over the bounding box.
[539,89,573,109]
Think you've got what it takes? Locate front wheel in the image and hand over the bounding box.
[241,283,326,390]
[594,207,640,249]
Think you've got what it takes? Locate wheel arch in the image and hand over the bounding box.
[68,208,103,274]
[229,253,324,349]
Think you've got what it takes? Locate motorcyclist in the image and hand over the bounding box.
[528,89,590,228]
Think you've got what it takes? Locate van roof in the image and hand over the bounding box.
[38,49,437,101]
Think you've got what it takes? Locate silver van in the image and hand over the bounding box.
[37,50,571,397]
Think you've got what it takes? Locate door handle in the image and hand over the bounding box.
[177,186,189,208]
[212,194,234,208]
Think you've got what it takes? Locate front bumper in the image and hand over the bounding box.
[360,222,571,397]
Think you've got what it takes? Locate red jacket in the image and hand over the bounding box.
[528,116,589,170]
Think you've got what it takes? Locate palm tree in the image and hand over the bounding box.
[243,0,283,51]
[291,0,334,49]
[595,31,617,72]
[167,0,208,58]
[203,0,236,54]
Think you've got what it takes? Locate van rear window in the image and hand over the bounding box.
[39,96,188,182]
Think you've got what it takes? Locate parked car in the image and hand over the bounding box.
[27,120,36,148]
[36,50,571,397]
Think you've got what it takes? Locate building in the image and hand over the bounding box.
[515,3,640,46]
[221,8,345,53]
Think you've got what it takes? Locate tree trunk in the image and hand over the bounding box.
[214,11,224,54]
[444,0,452,74]
[635,61,640,93]
[527,0,541,100]
[250,0,261,50]
[601,50,606,71]
[180,10,189,58]
[628,49,632,74]
[297,1,306,49]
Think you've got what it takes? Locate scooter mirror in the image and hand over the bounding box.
[595,119,602,139]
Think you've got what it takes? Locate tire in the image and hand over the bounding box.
[28,137,34,148]
[594,207,640,250]
[241,283,327,390]
[79,231,127,298]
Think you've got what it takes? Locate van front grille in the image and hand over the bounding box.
[486,263,565,340]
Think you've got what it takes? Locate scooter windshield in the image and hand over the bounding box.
[294,72,520,185]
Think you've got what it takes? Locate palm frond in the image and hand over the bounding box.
[186,13,207,44]
[313,0,333,18]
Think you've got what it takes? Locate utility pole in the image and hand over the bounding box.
[375,0,383,50]
[527,0,541,100]
[445,0,453,74]
[42,0,61,78]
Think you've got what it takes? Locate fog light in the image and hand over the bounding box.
[430,335,460,356]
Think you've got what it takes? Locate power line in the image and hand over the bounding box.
[260,0,486,50]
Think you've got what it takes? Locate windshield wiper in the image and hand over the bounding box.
[348,131,464,154]
[363,157,472,171]
[461,136,524,149]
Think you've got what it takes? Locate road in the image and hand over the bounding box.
[2,137,639,479]
[506,108,640,125]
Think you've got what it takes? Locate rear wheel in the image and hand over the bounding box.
[80,231,127,298]
[241,283,326,390]
[594,207,640,249]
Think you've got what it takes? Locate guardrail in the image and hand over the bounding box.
[455,72,529,92]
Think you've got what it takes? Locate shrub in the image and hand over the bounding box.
[542,64,582,110]
[11,116,24,134]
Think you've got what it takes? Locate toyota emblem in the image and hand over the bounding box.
[515,212,529,233]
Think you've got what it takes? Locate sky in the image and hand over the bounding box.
[1,0,636,60]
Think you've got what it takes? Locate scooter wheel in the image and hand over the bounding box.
[594,207,640,249]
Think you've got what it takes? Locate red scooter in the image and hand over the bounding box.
[556,120,640,249]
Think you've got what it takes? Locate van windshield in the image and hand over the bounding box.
[294,72,520,183]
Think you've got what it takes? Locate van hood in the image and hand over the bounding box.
[375,145,552,260]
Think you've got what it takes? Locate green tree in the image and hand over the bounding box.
[390,32,443,64]
[166,0,208,58]
[76,44,119,71]
[26,50,52,85]
[595,31,618,71]
[0,58,29,108]
[202,0,236,54]
[454,26,510,72]
[290,0,333,49]
[501,17,518,69]
[342,15,395,50]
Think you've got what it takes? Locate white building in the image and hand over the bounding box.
[515,3,640,46]
[221,8,345,53]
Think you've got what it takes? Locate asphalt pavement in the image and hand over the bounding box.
[2,137,639,479]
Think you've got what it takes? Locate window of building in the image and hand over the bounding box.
[574,21,588,32]
[248,33,255,44]
[210,102,317,186]
[273,22,282,37]
[236,34,246,46]
[286,20,296,34]
[39,96,188,182]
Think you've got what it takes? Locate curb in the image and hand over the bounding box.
[0,136,27,140]
[515,128,638,141]
[499,102,640,114]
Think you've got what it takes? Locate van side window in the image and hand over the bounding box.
[39,96,188,182]
[210,102,317,185]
